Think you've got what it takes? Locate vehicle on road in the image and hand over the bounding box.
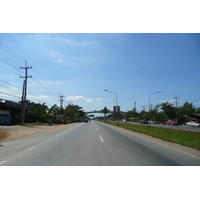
[167,120,178,126]
[186,121,200,128]
[83,119,89,123]
[140,120,148,124]
[148,120,156,124]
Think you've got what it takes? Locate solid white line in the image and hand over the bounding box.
[28,145,37,150]
[99,135,104,142]
[0,160,7,165]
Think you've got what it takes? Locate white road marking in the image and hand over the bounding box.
[56,124,83,137]
[28,145,37,150]
[96,128,98,130]
[99,136,104,142]
[0,160,7,165]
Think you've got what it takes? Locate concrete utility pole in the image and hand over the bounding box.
[173,96,179,121]
[20,60,32,125]
[59,93,65,108]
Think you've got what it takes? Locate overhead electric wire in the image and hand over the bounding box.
[0,41,25,64]
[31,68,59,97]
[0,40,61,106]
[0,57,23,75]
[31,77,58,98]
[0,52,23,67]
[0,91,21,99]
[0,64,22,76]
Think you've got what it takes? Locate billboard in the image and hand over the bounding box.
[113,106,120,116]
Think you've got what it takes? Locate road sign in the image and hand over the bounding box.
[88,114,95,117]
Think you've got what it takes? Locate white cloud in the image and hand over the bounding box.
[50,51,59,58]
[65,39,92,46]
[66,96,93,103]
[26,94,49,101]
[97,98,102,101]
[57,59,63,64]
[0,86,21,99]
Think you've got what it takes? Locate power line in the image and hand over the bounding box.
[0,41,24,64]
[0,39,65,107]
[31,77,58,99]
[0,91,21,99]
[0,57,23,75]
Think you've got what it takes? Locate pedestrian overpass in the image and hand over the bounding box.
[86,109,126,118]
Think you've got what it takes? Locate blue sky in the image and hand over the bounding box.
[0,33,200,113]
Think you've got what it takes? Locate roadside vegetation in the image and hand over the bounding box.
[0,130,9,141]
[103,121,200,151]
[101,101,200,124]
[25,101,85,124]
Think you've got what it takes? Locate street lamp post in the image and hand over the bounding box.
[149,91,161,125]
[105,89,118,125]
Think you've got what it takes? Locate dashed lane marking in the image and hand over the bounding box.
[28,145,37,150]
[0,160,7,165]
[99,136,104,142]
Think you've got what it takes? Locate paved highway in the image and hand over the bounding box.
[0,121,200,166]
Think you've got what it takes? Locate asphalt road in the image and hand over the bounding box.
[0,121,200,166]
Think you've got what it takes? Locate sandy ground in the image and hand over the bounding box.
[0,124,69,142]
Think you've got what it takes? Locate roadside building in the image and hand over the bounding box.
[0,100,29,124]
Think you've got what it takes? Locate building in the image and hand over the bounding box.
[0,100,29,124]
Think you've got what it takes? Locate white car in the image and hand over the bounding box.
[186,121,200,128]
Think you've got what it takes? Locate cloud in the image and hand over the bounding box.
[65,39,92,46]
[57,59,62,64]
[66,96,93,103]
[0,86,21,99]
[97,98,102,101]
[50,51,59,58]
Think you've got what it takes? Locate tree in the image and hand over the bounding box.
[160,102,176,120]
[195,107,200,114]
[64,103,84,122]
[48,104,64,121]
[27,101,50,123]
[180,102,195,116]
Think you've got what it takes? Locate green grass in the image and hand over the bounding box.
[103,121,200,151]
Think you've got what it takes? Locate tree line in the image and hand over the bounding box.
[26,101,85,123]
[124,101,200,123]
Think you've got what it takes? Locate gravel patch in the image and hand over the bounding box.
[0,124,68,142]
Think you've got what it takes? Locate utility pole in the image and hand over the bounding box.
[20,60,32,125]
[173,96,179,108]
[173,96,179,121]
[59,93,65,108]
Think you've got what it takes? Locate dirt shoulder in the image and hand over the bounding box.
[0,124,70,142]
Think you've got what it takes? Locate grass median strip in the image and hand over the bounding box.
[103,121,200,151]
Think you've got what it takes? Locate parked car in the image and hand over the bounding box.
[167,120,178,126]
[186,121,200,128]
[140,120,148,124]
[148,120,156,124]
